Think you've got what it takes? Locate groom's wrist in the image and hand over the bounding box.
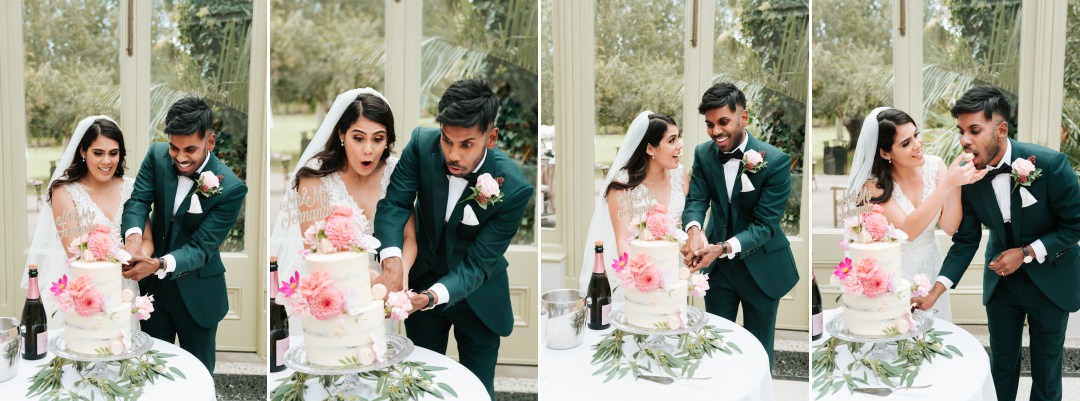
[379,247,403,261]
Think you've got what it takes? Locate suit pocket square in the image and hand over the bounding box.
[1019,187,1037,208]
[188,193,203,214]
[462,204,480,226]
[740,174,755,192]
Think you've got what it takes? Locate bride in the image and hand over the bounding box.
[269,88,417,295]
[24,116,154,325]
[579,111,687,291]
[847,107,985,321]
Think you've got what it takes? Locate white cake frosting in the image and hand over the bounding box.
[301,251,386,366]
[623,239,688,329]
[841,242,913,335]
[64,261,131,355]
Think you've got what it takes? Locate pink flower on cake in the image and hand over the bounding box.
[635,265,663,292]
[861,206,889,241]
[610,252,629,273]
[912,274,931,297]
[309,286,344,320]
[279,271,300,298]
[56,293,74,312]
[841,275,864,296]
[298,270,333,299]
[832,257,853,280]
[85,225,115,262]
[67,276,94,299]
[627,253,652,274]
[895,316,911,333]
[617,269,635,288]
[386,290,414,321]
[667,314,683,330]
[690,274,710,297]
[853,257,880,279]
[645,204,673,240]
[861,269,891,298]
[285,296,309,316]
[50,275,68,297]
[110,340,124,355]
[358,348,377,365]
[323,207,359,251]
[134,295,155,320]
[73,288,103,317]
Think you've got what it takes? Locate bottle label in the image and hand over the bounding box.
[812,313,823,336]
[601,303,611,325]
[275,338,289,367]
[38,331,47,355]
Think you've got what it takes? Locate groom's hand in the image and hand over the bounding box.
[912,282,947,311]
[122,256,159,281]
[124,233,143,258]
[989,248,1025,277]
[692,243,724,271]
[374,257,405,293]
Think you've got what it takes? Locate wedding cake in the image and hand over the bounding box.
[49,225,153,355]
[300,251,387,366]
[612,204,708,330]
[622,239,689,329]
[833,205,928,336]
[277,205,414,367]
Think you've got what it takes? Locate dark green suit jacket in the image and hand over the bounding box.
[940,139,1080,312]
[681,135,799,299]
[121,142,248,328]
[375,127,533,337]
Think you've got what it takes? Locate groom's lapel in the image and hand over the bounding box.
[711,148,732,235]
[429,149,449,245]
[1008,142,1025,245]
[162,150,179,227]
[975,179,1007,237]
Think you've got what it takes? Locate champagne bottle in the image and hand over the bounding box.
[586,241,612,330]
[811,273,823,341]
[21,264,47,360]
[269,256,289,372]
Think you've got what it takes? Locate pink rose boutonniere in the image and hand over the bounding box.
[461,173,505,209]
[742,150,768,174]
[196,171,224,197]
[1011,156,1042,192]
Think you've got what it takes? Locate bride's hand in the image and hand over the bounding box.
[373,257,405,293]
[943,154,978,188]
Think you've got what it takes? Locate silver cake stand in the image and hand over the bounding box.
[826,309,935,360]
[283,333,414,397]
[48,331,154,379]
[609,306,708,353]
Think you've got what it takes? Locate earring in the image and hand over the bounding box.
[886,158,892,164]
[82,157,86,162]
[341,140,344,146]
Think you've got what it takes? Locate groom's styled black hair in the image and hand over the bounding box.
[698,82,747,114]
[164,97,215,138]
[950,85,1012,121]
[436,79,500,132]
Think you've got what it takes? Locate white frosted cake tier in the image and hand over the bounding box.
[70,261,124,306]
[842,241,913,335]
[301,300,385,366]
[848,241,901,276]
[624,239,687,329]
[65,303,131,355]
[305,251,373,304]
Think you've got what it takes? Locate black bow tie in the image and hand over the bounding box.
[983,163,1011,182]
[717,149,744,164]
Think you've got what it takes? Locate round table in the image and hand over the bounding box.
[814,309,996,401]
[541,311,776,401]
[0,330,215,400]
[267,336,489,400]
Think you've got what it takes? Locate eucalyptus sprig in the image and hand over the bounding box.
[271,361,456,401]
[590,324,740,382]
[812,329,962,399]
[25,350,182,401]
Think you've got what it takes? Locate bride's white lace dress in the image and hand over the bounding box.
[891,154,952,321]
[63,176,140,295]
[316,156,398,268]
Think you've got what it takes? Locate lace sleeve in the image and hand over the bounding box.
[380,156,399,199]
[924,155,942,191]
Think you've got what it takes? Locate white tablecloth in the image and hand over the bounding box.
[815,309,996,401]
[540,312,775,401]
[0,330,215,400]
[267,336,489,401]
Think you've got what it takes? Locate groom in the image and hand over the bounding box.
[914,86,1080,401]
[373,79,533,399]
[682,83,799,366]
[120,97,248,372]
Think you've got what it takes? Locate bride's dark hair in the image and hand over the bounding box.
[293,93,396,190]
[47,118,127,203]
[605,113,678,196]
[869,108,917,204]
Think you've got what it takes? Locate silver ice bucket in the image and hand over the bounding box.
[0,317,20,383]
[541,289,586,350]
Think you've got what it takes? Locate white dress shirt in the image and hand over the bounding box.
[125,153,212,278]
[685,133,749,259]
[379,151,488,307]
[937,140,1047,290]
